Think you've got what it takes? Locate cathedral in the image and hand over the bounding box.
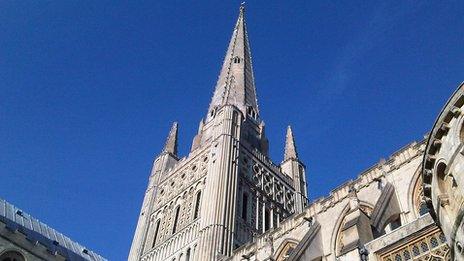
[1,4,463,261]
[128,5,463,261]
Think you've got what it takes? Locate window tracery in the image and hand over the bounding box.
[379,229,450,261]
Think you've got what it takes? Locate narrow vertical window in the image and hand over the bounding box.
[257,201,262,231]
[232,111,239,136]
[299,166,305,194]
[194,192,201,219]
[273,211,278,228]
[264,209,271,231]
[172,206,180,234]
[151,219,161,247]
[186,248,191,261]
[193,245,197,260]
[242,192,248,221]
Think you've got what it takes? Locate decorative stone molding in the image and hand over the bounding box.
[422,81,464,260]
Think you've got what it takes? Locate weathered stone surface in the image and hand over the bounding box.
[129,5,307,261]
[423,82,464,261]
[129,4,458,261]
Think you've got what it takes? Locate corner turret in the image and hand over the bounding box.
[281,126,308,213]
[162,122,178,157]
[128,122,180,260]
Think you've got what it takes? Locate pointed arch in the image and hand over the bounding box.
[330,202,351,256]
[331,200,376,256]
[286,220,323,260]
[185,247,191,261]
[151,219,161,248]
[409,165,431,218]
[407,164,429,219]
[371,182,402,236]
[274,238,299,261]
[172,205,181,234]
[358,201,375,217]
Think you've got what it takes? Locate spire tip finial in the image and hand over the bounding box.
[240,2,245,12]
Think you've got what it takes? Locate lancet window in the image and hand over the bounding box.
[194,191,201,219]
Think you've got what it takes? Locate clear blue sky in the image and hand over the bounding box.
[1,1,463,260]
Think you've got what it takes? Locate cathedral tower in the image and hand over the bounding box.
[129,5,308,261]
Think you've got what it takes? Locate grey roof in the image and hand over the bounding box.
[0,198,106,261]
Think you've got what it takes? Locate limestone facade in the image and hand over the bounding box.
[128,6,308,261]
[227,140,450,261]
[129,5,455,261]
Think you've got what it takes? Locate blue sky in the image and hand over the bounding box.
[1,1,463,260]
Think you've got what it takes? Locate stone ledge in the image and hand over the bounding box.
[365,213,435,255]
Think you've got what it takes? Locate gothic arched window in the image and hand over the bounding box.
[172,206,181,234]
[185,248,191,261]
[151,219,161,248]
[264,209,271,231]
[275,241,298,261]
[194,192,201,219]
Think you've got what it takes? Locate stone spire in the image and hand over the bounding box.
[163,122,178,155]
[284,126,299,161]
[207,4,259,121]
